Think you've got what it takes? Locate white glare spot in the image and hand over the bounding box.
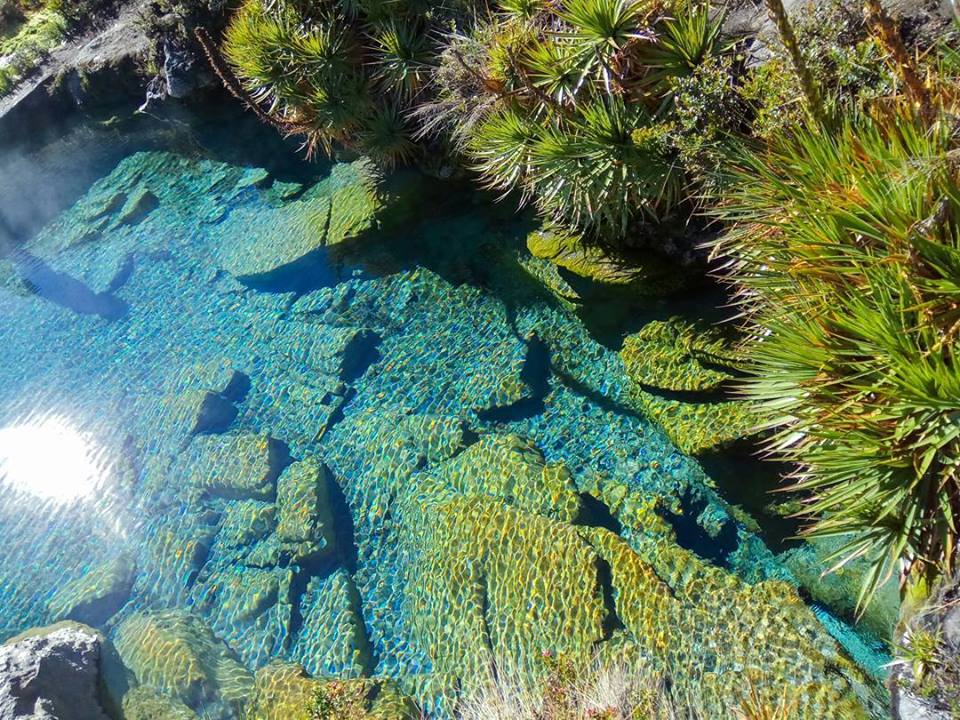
[0,416,106,503]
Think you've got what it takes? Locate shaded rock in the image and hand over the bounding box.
[122,686,199,720]
[526,226,687,295]
[187,433,287,500]
[217,500,277,550]
[275,458,336,563]
[47,554,136,627]
[213,159,381,285]
[116,187,159,227]
[428,433,581,523]
[114,610,252,712]
[620,318,735,393]
[290,570,371,678]
[0,622,117,720]
[189,565,294,669]
[184,390,237,435]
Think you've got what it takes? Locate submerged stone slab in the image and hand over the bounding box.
[122,687,199,720]
[47,554,136,627]
[113,610,252,712]
[290,570,371,679]
[213,159,381,284]
[275,458,336,562]
[187,433,287,500]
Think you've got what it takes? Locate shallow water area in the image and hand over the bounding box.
[0,106,893,718]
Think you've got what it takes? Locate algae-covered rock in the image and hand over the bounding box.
[428,433,581,523]
[526,226,685,295]
[276,458,337,562]
[290,570,371,679]
[404,492,608,680]
[47,554,136,626]
[619,317,758,454]
[113,610,253,711]
[245,662,418,720]
[620,318,734,392]
[122,686,199,720]
[217,499,277,550]
[214,159,381,284]
[187,433,287,499]
[190,564,295,669]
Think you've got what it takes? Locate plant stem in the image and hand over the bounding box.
[763,0,829,127]
[862,0,933,119]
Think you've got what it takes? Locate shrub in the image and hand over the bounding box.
[711,110,960,607]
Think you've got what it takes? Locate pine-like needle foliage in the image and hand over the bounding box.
[426,0,734,244]
[222,0,448,165]
[712,112,960,608]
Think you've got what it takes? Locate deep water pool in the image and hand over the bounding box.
[0,109,893,719]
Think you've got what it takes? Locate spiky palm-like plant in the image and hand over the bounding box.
[712,112,960,607]
[221,0,451,166]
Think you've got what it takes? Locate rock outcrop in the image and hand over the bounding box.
[0,622,125,720]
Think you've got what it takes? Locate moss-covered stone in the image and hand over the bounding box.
[526,227,685,295]
[620,317,733,392]
[244,662,418,720]
[113,610,253,711]
[427,433,581,523]
[121,687,199,720]
[47,554,135,626]
[214,159,382,284]
[275,458,336,563]
[187,433,286,499]
[290,569,372,679]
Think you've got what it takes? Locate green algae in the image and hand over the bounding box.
[114,610,253,712]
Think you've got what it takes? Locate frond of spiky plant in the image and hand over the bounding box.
[712,111,960,609]
[223,1,359,114]
[371,19,435,101]
[632,3,728,97]
[499,0,549,21]
[526,97,683,236]
[555,0,658,92]
[467,103,541,198]
[358,102,419,168]
[522,37,584,108]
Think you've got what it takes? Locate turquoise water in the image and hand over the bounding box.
[0,114,890,717]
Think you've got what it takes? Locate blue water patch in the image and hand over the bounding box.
[0,138,891,717]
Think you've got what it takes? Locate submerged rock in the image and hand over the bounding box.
[122,686,199,720]
[114,610,253,712]
[0,622,122,720]
[526,226,687,295]
[47,554,136,627]
[245,661,418,720]
[290,570,371,679]
[213,159,382,285]
[187,433,287,499]
[275,458,337,563]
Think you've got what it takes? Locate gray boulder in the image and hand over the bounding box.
[0,622,122,720]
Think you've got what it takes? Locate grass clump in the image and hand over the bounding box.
[712,105,960,606]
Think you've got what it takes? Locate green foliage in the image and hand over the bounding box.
[712,111,960,608]
[0,7,66,97]
[223,0,446,163]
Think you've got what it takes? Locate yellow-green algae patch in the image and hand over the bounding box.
[396,434,873,718]
[245,661,418,720]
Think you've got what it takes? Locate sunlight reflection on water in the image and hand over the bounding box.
[0,413,111,505]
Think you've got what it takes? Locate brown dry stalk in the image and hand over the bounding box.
[763,0,829,127]
[194,26,297,133]
[862,0,933,118]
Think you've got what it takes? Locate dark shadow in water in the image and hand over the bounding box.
[698,441,803,552]
[660,490,740,566]
[576,493,623,535]
[477,332,551,423]
[11,250,128,319]
[341,331,382,384]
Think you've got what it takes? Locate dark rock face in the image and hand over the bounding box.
[0,622,113,720]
